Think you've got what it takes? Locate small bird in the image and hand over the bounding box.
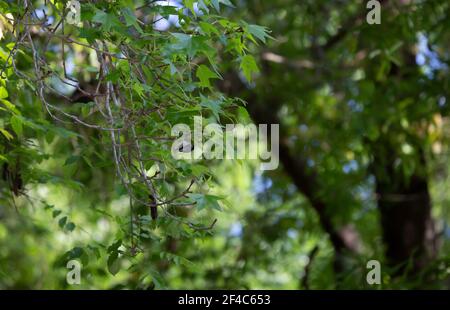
[149,194,157,220]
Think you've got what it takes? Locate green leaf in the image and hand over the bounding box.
[170,33,214,59]
[163,252,195,267]
[185,0,196,16]
[196,65,220,88]
[246,24,271,43]
[67,247,84,260]
[93,10,120,32]
[237,106,250,120]
[65,222,76,232]
[10,115,23,136]
[58,216,67,228]
[107,252,120,276]
[199,22,219,36]
[171,33,192,51]
[78,28,101,43]
[0,128,13,140]
[191,164,210,177]
[122,8,143,34]
[240,55,259,82]
[52,209,62,218]
[147,268,165,289]
[188,193,223,211]
[200,95,222,121]
[82,156,93,168]
[44,204,54,210]
[88,245,101,260]
[64,155,79,166]
[0,86,8,99]
[1,99,20,115]
[211,0,235,12]
[107,239,122,253]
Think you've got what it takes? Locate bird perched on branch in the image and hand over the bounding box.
[149,194,157,220]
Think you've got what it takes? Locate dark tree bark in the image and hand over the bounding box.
[370,46,438,274]
[372,144,436,273]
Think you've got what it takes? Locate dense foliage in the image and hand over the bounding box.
[0,0,449,289]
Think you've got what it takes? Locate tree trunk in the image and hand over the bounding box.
[373,145,435,274]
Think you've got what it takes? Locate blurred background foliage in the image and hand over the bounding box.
[0,0,449,289]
